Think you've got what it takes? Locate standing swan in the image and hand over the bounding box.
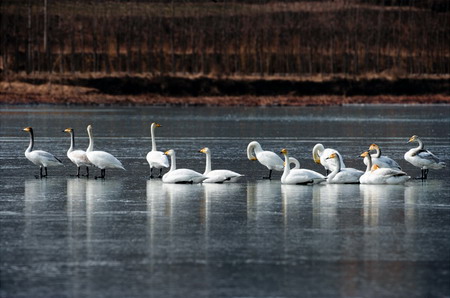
[247,141,284,179]
[85,125,125,179]
[199,147,243,183]
[280,148,326,184]
[404,135,446,179]
[162,149,207,184]
[325,153,363,184]
[360,151,410,184]
[146,122,169,178]
[23,127,63,178]
[365,143,401,169]
[312,143,345,175]
[63,128,91,177]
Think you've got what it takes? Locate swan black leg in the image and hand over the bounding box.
[158,168,163,178]
[76,166,81,178]
[85,166,89,178]
[43,167,48,178]
[424,169,429,180]
[263,170,272,180]
[95,169,106,179]
[150,168,154,179]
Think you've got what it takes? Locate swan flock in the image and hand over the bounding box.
[22,126,445,183]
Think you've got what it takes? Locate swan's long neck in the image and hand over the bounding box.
[328,155,341,179]
[26,130,34,153]
[151,125,157,151]
[247,142,263,159]
[86,128,94,152]
[415,138,424,150]
[312,144,324,163]
[67,131,75,153]
[282,153,290,181]
[204,152,212,175]
[364,154,372,172]
[374,147,381,158]
[169,153,176,172]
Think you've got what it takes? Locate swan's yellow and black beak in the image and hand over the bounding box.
[164,150,170,155]
[199,148,207,153]
[326,153,336,160]
[408,135,417,143]
[280,148,288,155]
[360,151,369,158]
[63,128,72,133]
[23,127,31,132]
[369,144,378,151]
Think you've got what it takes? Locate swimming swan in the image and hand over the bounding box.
[364,143,401,170]
[23,127,63,178]
[404,135,446,179]
[360,151,410,184]
[280,148,326,184]
[247,141,284,179]
[312,143,345,175]
[85,125,125,179]
[325,153,363,184]
[146,122,169,178]
[199,147,243,183]
[162,149,207,184]
[64,128,91,177]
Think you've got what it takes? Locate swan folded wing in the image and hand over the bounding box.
[331,169,363,183]
[29,150,63,166]
[147,151,169,168]
[257,151,284,170]
[69,150,91,166]
[416,150,441,163]
[285,169,325,184]
[87,151,125,170]
[205,169,243,183]
[163,169,206,183]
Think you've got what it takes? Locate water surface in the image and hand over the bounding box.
[1,105,449,297]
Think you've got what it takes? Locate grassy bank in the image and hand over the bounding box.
[1,74,449,106]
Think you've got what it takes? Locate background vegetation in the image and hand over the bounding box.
[2,0,449,78]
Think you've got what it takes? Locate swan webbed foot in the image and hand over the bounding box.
[263,170,273,180]
[95,169,106,179]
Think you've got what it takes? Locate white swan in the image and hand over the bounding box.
[280,148,326,184]
[364,143,401,170]
[404,135,446,179]
[146,122,169,178]
[325,153,363,184]
[312,143,345,175]
[199,147,243,183]
[162,149,207,184]
[360,151,410,184]
[85,124,125,179]
[64,128,91,177]
[247,141,284,179]
[23,127,63,178]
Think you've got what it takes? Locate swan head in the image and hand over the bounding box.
[371,164,380,171]
[312,143,324,164]
[164,149,175,156]
[408,135,419,143]
[360,151,369,158]
[280,148,288,155]
[152,122,162,128]
[369,144,379,151]
[64,128,73,133]
[23,127,33,133]
[199,147,210,154]
[326,153,337,160]
[87,124,93,132]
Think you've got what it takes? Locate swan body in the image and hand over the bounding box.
[312,143,345,174]
[64,128,91,177]
[163,149,207,184]
[326,153,363,184]
[280,148,326,184]
[199,147,243,183]
[247,141,284,179]
[404,135,445,179]
[146,122,169,178]
[364,143,401,170]
[86,125,125,179]
[360,151,410,184]
[23,127,63,177]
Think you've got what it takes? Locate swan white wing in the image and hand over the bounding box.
[256,151,284,171]
[26,150,63,167]
[327,168,363,184]
[86,151,125,170]
[364,155,401,169]
[204,169,243,183]
[282,169,326,184]
[360,169,410,184]
[146,150,169,168]
[162,169,207,184]
[405,149,445,169]
[68,150,91,167]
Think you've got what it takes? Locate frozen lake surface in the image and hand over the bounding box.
[1,105,449,297]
